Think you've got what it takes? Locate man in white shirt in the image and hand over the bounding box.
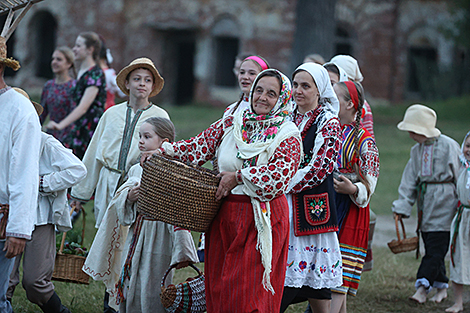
[0,36,41,312]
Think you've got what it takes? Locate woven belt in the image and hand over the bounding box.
[0,204,9,240]
[104,165,123,174]
[450,203,470,267]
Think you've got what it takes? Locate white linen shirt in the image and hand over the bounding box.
[38,133,87,231]
[0,88,41,239]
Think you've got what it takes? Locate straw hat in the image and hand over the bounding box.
[116,57,164,98]
[13,87,43,116]
[0,36,20,71]
[397,104,441,138]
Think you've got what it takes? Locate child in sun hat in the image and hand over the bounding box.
[6,88,86,313]
[73,57,170,312]
[446,131,470,313]
[391,104,460,304]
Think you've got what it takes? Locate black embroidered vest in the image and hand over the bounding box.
[292,119,339,236]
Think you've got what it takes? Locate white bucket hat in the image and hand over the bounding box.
[397,104,441,138]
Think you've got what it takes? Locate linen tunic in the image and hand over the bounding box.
[117,165,199,313]
[284,106,343,290]
[71,102,169,228]
[449,167,470,284]
[38,133,87,231]
[392,135,460,232]
[0,88,41,239]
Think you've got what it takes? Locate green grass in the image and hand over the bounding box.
[10,96,470,312]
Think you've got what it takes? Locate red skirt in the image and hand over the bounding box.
[205,194,289,313]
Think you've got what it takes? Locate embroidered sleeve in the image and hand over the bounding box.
[291,118,341,193]
[352,138,380,207]
[239,136,301,202]
[161,118,229,166]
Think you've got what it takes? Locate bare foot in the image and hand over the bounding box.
[409,286,427,304]
[430,288,447,303]
[445,303,463,313]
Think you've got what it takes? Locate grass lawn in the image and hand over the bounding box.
[11,96,470,312]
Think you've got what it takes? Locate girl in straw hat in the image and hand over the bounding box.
[392,104,460,304]
[46,32,106,160]
[446,131,470,313]
[74,57,169,311]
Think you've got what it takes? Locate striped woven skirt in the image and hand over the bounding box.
[333,194,370,296]
[205,194,289,312]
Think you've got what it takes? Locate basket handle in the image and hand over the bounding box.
[58,204,86,254]
[161,263,202,288]
[394,215,407,242]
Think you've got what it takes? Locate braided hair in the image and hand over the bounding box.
[337,81,370,196]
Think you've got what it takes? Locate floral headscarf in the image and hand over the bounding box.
[232,69,299,294]
[234,69,294,160]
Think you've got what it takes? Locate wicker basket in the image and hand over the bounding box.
[387,215,419,254]
[138,154,221,233]
[52,206,89,285]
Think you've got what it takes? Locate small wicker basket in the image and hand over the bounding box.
[137,154,222,233]
[52,206,89,285]
[387,215,419,254]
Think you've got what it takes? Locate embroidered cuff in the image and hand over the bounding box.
[236,170,243,185]
[5,232,31,240]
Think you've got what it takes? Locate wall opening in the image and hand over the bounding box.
[214,37,239,87]
[407,46,437,95]
[30,10,57,79]
[335,25,352,56]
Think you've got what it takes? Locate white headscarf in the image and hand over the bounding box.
[287,63,340,191]
[294,62,340,116]
[323,62,349,83]
[330,55,364,82]
[460,131,470,189]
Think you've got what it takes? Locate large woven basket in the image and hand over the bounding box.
[138,154,221,233]
[387,215,419,254]
[52,205,89,284]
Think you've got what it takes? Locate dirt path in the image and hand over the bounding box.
[373,214,418,248]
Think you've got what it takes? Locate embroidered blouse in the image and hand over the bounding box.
[288,105,342,193]
[161,116,302,202]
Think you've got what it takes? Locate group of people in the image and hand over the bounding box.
[0,26,468,313]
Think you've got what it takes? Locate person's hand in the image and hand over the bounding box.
[127,182,140,203]
[70,200,83,213]
[45,120,60,130]
[333,175,358,195]
[4,237,26,259]
[215,172,238,201]
[140,149,161,166]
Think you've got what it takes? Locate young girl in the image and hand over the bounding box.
[446,131,470,313]
[331,81,379,313]
[112,117,198,313]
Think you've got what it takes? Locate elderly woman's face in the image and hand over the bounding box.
[252,76,280,115]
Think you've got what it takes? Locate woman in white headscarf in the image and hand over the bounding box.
[158,69,302,312]
[280,63,343,313]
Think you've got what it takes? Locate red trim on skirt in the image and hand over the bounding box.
[205,194,289,312]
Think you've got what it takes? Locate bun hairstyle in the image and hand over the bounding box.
[336,81,370,195]
[143,117,176,142]
[78,31,102,64]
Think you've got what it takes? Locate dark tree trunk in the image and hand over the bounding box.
[290,0,337,72]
